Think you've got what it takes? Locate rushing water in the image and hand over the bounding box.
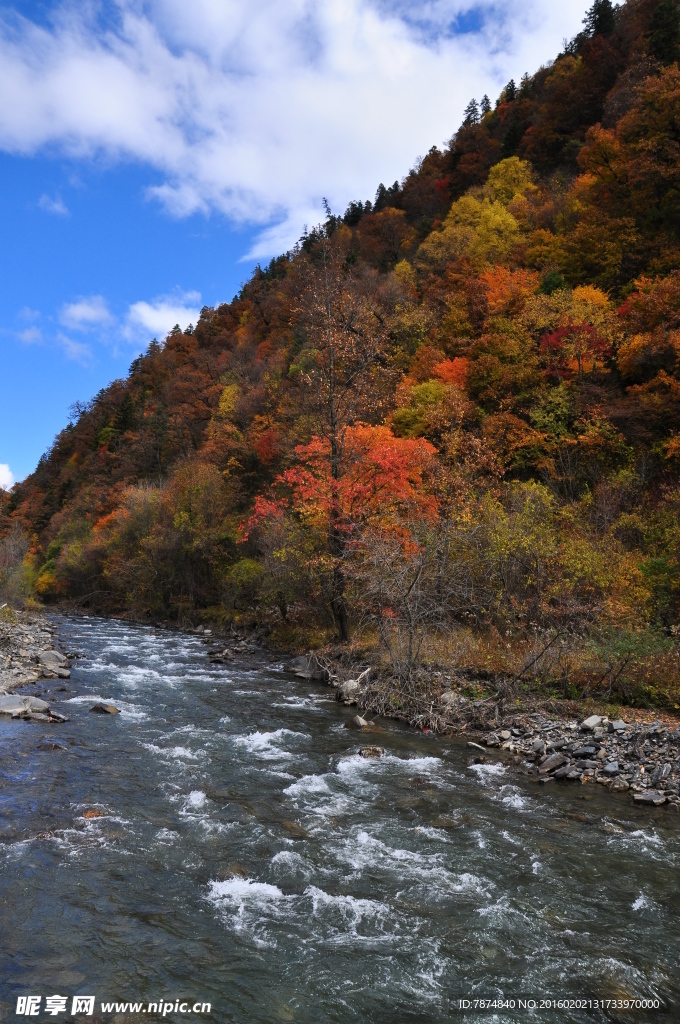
[0,617,678,1024]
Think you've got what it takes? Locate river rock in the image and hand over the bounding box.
[610,778,630,791]
[602,762,620,776]
[652,764,671,786]
[291,655,312,678]
[0,695,32,716]
[90,703,120,715]
[0,694,52,717]
[360,746,385,758]
[292,655,329,682]
[337,678,360,700]
[580,715,603,732]
[608,720,627,733]
[539,753,567,774]
[633,791,667,805]
[345,715,369,729]
[38,650,71,678]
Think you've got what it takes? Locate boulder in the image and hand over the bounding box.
[580,715,602,732]
[0,695,31,716]
[39,650,69,668]
[0,694,51,717]
[337,678,360,700]
[539,753,567,774]
[292,655,329,682]
[89,703,120,715]
[38,650,71,678]
[291,655,312,678]
[345,714,369,729]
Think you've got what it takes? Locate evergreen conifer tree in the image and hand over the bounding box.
[583,0,616,36]
[463,98,480,125]
[648,0,680,64]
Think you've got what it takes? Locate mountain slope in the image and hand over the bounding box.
[3,0,680,710]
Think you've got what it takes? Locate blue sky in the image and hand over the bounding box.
[0,0,589,486]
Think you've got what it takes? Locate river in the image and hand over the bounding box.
[0,616,678,1023]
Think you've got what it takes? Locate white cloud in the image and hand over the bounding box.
[0,463,14,490]
[0,0,588,255]
[58,333,93,365]
[38,192,69,215]
[60,295,113,330]
[18,326,42,344]
[18,306,40,322]
[125,290,202,340]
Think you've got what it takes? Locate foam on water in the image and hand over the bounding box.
[335,753,442,786]
[232,728,311,760]
[155,828,180,843]
[284,773,332,799]
[499,786,529,810]
[207,877,286,906]
[143,742,205,761]
[469,762,507,778]
[306,886,394,941]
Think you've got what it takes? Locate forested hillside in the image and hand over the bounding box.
[4,0,680,710]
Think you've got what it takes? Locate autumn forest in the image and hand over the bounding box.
[4,0,680,714]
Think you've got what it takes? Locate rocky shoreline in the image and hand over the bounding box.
[479,713,680,810]
[291,654,680,813]
[0,607,71,722]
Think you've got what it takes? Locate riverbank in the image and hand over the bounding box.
[5,605,680,812]
[291,653,680,812]
[0,606,72,721]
